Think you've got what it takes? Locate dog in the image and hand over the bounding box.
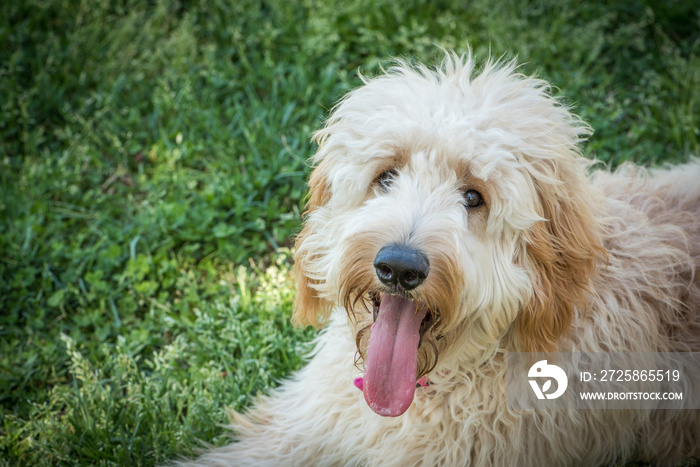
[183,52,700,466]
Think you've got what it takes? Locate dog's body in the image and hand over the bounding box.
[186,54,700,466]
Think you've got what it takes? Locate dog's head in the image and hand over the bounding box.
[293,52,604,416]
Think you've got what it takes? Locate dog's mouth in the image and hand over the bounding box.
[361,291,435,417]
[370,292,435,343]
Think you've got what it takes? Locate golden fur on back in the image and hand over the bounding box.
[179,52,700,466]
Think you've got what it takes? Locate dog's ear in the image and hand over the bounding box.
[515,165,605,353]
[293,160,333,327]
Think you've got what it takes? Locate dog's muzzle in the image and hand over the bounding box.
[363,244,432,417]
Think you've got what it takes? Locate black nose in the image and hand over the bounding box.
[373,244,429,291]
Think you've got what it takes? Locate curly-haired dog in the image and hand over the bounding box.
[187,53,700,466]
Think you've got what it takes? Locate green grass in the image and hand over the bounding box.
[1,0,698,465]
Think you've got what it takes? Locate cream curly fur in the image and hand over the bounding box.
[179,52,700,466]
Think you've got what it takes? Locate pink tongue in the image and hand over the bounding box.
[363,294,428,417]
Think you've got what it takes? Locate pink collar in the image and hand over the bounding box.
[353,376,431,391]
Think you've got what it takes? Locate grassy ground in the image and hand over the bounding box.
[1,0,698,465]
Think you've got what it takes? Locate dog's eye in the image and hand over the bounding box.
[376,170,397,190]
[463,190,484,208]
